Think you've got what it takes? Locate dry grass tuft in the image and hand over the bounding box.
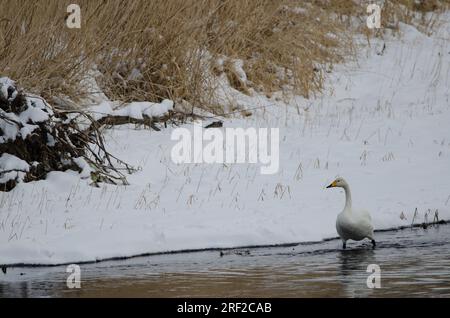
[0,0,449,112]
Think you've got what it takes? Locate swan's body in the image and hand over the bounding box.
[336,208,373,242]
[326,178,375,249]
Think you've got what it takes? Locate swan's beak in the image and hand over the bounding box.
[326,181,336,188]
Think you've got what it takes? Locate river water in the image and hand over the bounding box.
[1,224,449,297]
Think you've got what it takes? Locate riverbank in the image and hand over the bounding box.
[1,18,450,266]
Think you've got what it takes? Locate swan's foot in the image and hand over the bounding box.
[342,242,347,249]
[371,239,376,249]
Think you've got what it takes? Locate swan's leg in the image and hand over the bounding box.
[342,240,347,249]
[367,233,376,249]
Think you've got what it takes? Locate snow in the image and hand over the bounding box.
[79,68,110,106]
[0,153,29,184]
[1,20,450,265]
[73,157,92,179]
[0,77,15,100]
[89,99,174,121]
[90,101,113,121]
[231,59,247,82]
[0,153,29,172]
[0,88,53,142]
[20,100,51,123]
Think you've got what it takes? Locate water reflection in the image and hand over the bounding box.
[339,248,375,274]
[337,248,376,297]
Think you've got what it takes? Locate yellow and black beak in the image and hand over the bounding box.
[326,181,337,188]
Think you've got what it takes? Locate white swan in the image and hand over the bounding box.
[326,177,376,249]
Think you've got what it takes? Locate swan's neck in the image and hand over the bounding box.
[343,184,352,212]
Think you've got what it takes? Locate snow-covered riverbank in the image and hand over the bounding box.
[1,21,449,266]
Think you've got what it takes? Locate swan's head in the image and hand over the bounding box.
[326,177,348,189]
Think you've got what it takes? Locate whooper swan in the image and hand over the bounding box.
[326,177,376,249]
